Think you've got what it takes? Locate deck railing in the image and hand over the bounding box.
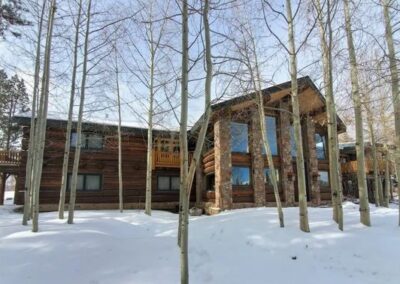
[152,150,193,169]
[341,159,386,174]
[0,150,21,166]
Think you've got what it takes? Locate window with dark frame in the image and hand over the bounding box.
[157,176,180,191]
[70,132,103,150]
[230,122,249,153]
[231,166,251,186]
[264,168,280,189]
[67,174,102,191]
[262,116,279,156]
[315,133,327,160]
[319,171,329,187]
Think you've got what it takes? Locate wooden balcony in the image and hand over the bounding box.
[0,150,21,174]
[0,150,21,167]
[341,159,386,174]
[152,150,193,169]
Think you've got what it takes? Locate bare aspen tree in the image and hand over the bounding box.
[58,0,83,219]
[343,0,371,226]
[382,0,400,225]
[384,146,390,207]
[285,0,310,232]
[31,0,57,232]
[365,108,384,206]
[185,0,213,205]
[179,0,189,282]
[68,0,92,225]
[313,0,343,230]
[22,0,46,225]
[114,45,123,213]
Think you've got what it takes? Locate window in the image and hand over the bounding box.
[315,133,327,160]
[158,176,180,191]
[264,168,280,188]
[206,174,215,191]
[231,166,251,186]
[231,122,249,153]
[319,171,329,187]
[262,116,278,156]
[290,126,297,157]
[67,174,102,191]
[71,132,103,150]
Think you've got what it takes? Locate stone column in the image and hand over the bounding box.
[214,111,232,210]
[250,108,266,206]
[279,99,295,205]
[305,116,321,205]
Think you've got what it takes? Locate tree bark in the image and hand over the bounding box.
[179,1,189,283]
[22,0,46,225]
[384,146,390,207]
[145,31,155,216]
[31,0,57,232]
[382,0,400,225]
[314,0,343,230]
[343,0,371,226]
[67,0,92,225]
[115,48,123,213]
[58,0,82,219]
[285,0,310,232]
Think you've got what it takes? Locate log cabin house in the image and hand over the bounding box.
[1,76,347,214]
[340,142,395,202]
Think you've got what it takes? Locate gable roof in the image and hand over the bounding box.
[191,76,346,134]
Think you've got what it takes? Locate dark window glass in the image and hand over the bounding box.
[264,168,280,188]
[67,174,101,191]
[231,167,251,186]
[231,122,249,153]
[315,133,327,160]
[319,171,329,187]
[70,132,103,150]
[157,176,180,191]
[262,116,278,156]
[290,126,297,157]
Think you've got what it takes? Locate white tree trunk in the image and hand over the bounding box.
[343,0,371,226]
[285,0,310,232]
[179,1,189,283]
[384,145,390,207]
[382,0,400,225]
[31,0,57,232]
[58,0,83,219]
[145,42,155,216]
[314,0,343,230]
[115,50,123,213]
[22,0,46,225]
[67,0,92,225]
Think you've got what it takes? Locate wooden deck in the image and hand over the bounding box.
[341,159,386,174]
[152,150,193,169]
[0,150,21,167]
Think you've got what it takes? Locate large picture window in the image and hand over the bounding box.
[231,166,251,186]
[67,174,102,191]
[262,116,278,156]
[231,122,249,153]
[319,171,329,187]
[158,176,180,191]
[264,168,280,188]
[315,133,327,160]
[71,132,103,150]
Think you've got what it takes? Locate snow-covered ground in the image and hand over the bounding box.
[0,203,399,284]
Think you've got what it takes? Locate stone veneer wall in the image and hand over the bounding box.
[214,112,232,210]
[305,116,321,205]
[279,99,295,205]
[250,109,266,206]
